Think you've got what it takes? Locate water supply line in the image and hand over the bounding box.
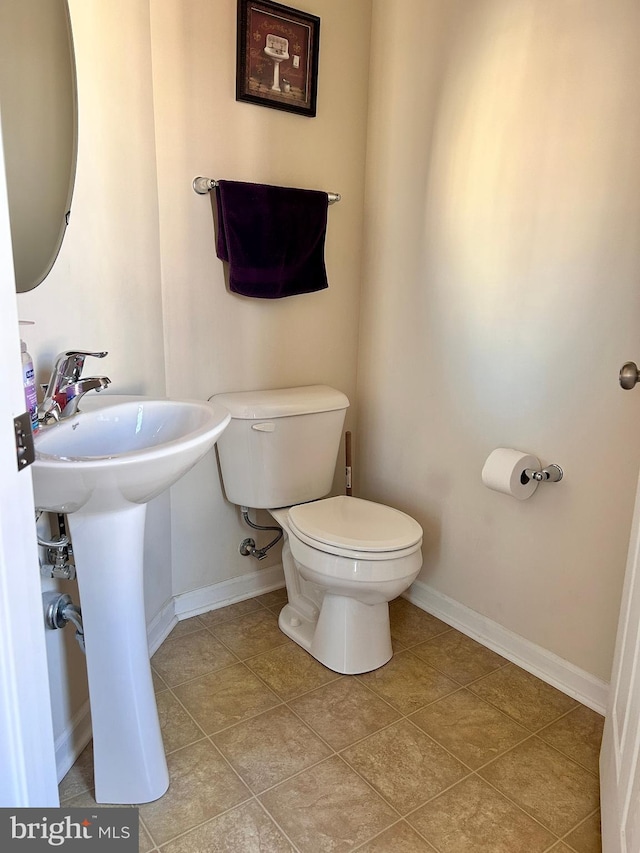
[239,507,283,560]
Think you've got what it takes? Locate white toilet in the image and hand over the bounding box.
[212,385,423,674]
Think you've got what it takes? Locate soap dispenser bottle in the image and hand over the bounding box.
[19,321,38,433]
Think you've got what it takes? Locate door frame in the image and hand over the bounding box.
[600,460,640,852]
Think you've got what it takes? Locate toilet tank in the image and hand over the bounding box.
[211,385,349,509]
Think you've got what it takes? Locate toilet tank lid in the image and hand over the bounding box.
[211,385,349,419]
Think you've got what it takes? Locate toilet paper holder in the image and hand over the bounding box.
[522,464,563,484]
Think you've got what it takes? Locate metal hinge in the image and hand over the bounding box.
[14,412,35,471]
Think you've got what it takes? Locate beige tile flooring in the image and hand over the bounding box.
[59,593,603,853]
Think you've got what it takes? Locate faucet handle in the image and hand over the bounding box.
[54,350,108,382]
[39,350,109,424]
[58,349,108,362]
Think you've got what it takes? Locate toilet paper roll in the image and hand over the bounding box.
[481,448,540,500]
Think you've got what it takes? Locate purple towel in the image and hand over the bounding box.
[215,180,329,298]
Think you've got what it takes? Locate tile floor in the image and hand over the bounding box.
[59,593,603,853]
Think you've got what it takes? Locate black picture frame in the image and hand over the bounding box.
[236,0,320,117]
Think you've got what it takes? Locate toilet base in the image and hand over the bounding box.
[278,595,393,674]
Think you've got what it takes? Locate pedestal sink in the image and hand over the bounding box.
[32,397,231,804]
[264,34,289,92]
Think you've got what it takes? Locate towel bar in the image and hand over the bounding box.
[193,176,340,204]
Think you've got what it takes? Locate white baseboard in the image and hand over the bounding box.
[55,700,92,785]
[405,579,609,715]
[56,565,286,782]
[147,597,178,657]
[174,563,286,620]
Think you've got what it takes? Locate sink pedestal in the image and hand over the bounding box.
[68,503,169,804]
[32,397,231,804]
[269,57,284,92]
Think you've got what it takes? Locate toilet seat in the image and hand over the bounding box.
[288,495,423,561]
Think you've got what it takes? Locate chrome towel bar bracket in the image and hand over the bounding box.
[192,176,341,204]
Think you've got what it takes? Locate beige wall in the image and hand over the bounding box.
[17,0,170,745]
[149,0,371,595]
[15,0,371,751]
[12,0,640,758]
[18,1,166,396]
[358,0,640,682]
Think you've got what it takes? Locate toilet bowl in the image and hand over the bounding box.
[271,495,422,674]
[211,385,423,674]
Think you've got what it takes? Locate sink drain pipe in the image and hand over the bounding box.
[43,592,85,653]
[239,506,283,560]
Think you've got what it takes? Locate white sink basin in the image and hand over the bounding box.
[30,396,230,804]
[33,398,231,513]
[264,46,289,60]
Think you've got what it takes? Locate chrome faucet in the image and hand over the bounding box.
[38,350,111,424]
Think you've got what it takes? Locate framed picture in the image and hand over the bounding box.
[236,0,320,117]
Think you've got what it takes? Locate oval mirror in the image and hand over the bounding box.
[0,0,78,293]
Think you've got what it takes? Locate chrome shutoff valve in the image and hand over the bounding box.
[43,592,85,653]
